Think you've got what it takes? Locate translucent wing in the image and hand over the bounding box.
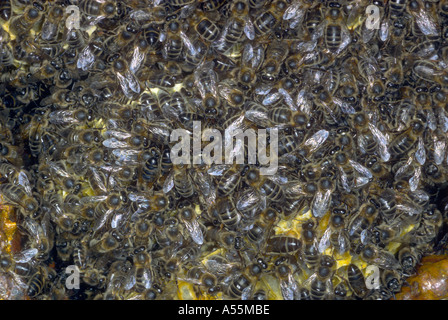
[412,8,439,37]
[243,17,255,41]
[349,160,372,179]
[369,123,390,161]
[414,136,426,166]
[302,129,329,153]
[77,45,95,71]
[409,165,421,192]
[312,189,332,218]
[318,227,331,253]
[13,248,38,263]
[163,170,175,194]
[18,170,33,196]
[129,46,145,74]
[182,215,204,246]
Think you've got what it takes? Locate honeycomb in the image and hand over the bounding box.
[0,0,448,300]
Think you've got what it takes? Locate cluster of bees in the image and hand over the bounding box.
[0,0,448,300]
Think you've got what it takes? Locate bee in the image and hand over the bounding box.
[276,263,300,300]
[265,235,301,255]
[245,167,285,203]
[141,147,161,187]
[225,273,252,299]
[27,266,51,298]
[194,61,221,118]
[253,0,288,36]
[0,0,11,21]
[381,269,403,294]
[361,244,401,270]
[319,212,350,254]
[346,264,368,299]
[9,6,42,37]
[112,58,141,100]
[79,0,116,17]
[217,81,245,108]
[179,205,204,246]
[133,252,153,293]
[181,37,208,73]
[184,266,219,295]
[234,42,264,90]
[22,213,54,261]
[212,0,254,54]
[0,179,39,218]
[208,196,241,231]
[389,119,425,159]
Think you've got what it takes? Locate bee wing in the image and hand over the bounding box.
[13,248,38,263]
[192,170,216,201]
[236,187,261,215]
[262,91,282,106]
[93,208,114,232]
[413,8,439,37]
[77,45,95,71]
[141,268,153,290]
[283,1,305,28]
[184,219,204,245]
[245,107,270,128]
[284,180,305,199]
[349,160,372,179]
[336,25,351,55]
[243,17,255,41]
[312,189,332,218]
[124,271,137,291]
[338,166,351,193]
[360,229,370,245]
[104,130,133,141]
[318,227,331,253]
[374,250,401,270]
[368,123,390,161]
[180,31,196,56]
[296,89,313,115]
[129,46,145,75]
[433,138,446,165]
[303,129,329,153]
[408,165,421,192]
[334,97,355,114]
[280,276,298,300]
[207,164,232,176]
[163,170,175,194]
[241,284,253,300]
[103,137,131,149]
[278,88,297,111]
[394,156,413,180]
[414,136,426,166]
[378,19,389,42]
[112,149,140,165]
[18,170,33,196]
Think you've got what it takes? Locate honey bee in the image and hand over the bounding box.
[225,272,252,299]
[79,0,116,17]
[346,264,368,299]
[179,205,204,246]
[245,167,285,203]
[208,196,241,231]
[163,164,195,198]
[0,0,11,21]
[194,61,221,118]
[265,235,301,255]
[234,42,264,90]
[389,119,425,159]
[9,6,42,37]
[132,251,153,293]
[212,0,253,55]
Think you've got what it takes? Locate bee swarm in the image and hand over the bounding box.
[0,0,448,300]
